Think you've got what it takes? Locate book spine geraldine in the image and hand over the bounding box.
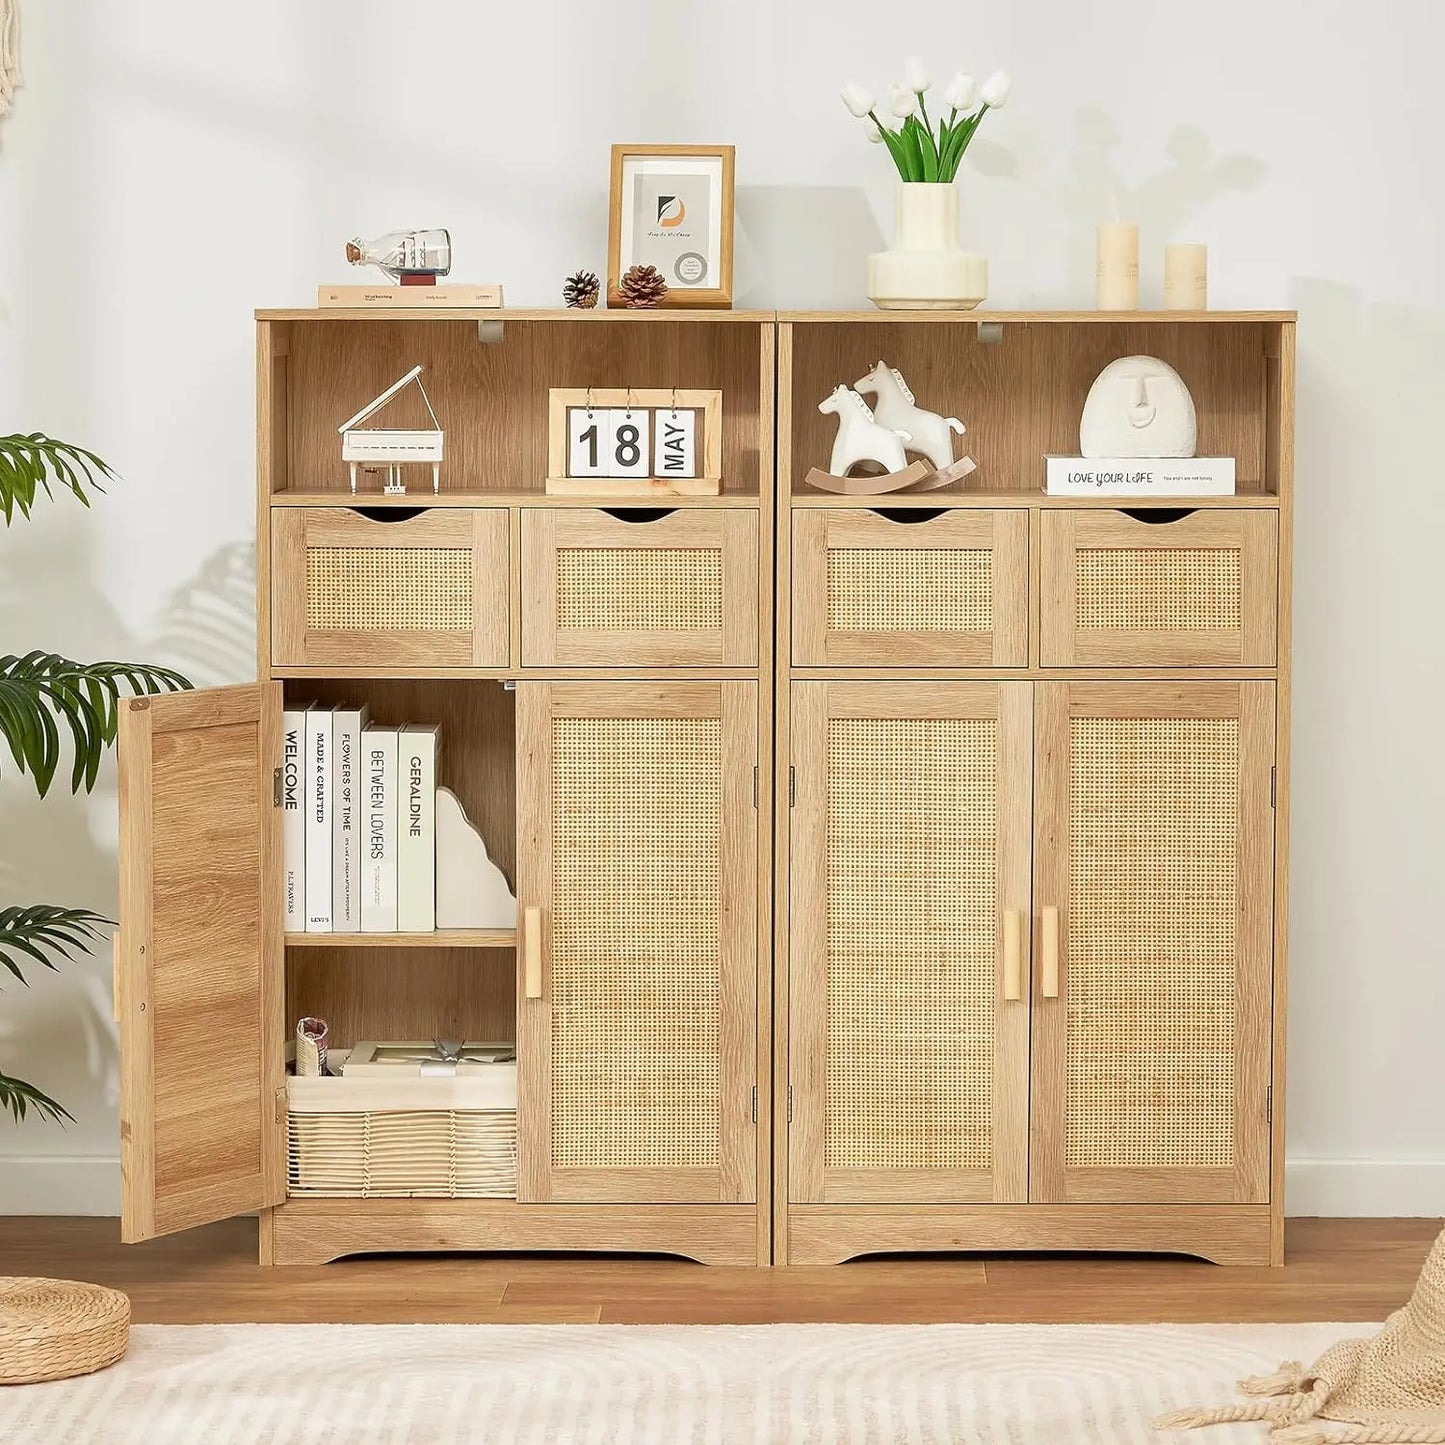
[397,725,439,933]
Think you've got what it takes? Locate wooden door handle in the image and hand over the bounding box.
[1041,907,1060,998]
[1002,910,1023,1001]
[523,907,543,1000]
[111,932,121,1023]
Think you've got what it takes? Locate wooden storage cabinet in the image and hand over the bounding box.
[521,509,758,667]
[776,312,1294,1268]
[271,507,510,670]
[116,308,773,1267]
[1040,510,1278,667]
[792,509,1028,667]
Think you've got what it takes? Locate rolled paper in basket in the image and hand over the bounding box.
[296,1017,328,1076]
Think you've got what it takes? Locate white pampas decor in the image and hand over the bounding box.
[0,1,19,116]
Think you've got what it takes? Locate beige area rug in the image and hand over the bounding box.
[0,1321,1371,1444]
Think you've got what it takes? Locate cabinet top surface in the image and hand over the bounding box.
[255,307,1296,325]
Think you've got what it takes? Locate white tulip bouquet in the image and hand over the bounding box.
[842,59,1011,183]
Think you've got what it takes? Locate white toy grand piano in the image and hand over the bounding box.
[338,364,445,495]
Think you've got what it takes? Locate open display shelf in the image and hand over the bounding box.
[115,308,1292,1269]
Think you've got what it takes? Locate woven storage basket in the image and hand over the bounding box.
[0,1277,129,1385]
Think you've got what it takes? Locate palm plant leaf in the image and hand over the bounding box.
[0,652,190,796]
[0,1072,73,1124]
[0,432,114,523]
[0,905,111,986]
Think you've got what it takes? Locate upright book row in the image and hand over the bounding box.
[281,707,441,933]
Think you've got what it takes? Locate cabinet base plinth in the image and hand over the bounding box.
[785,1204,1278,1267]
[263,1200,763,1267]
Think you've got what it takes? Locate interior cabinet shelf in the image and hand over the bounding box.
[788,491,1282,509]
[285,930,517,949]
[270,490,761,509]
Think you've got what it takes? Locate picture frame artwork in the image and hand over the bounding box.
[608,145,735,309]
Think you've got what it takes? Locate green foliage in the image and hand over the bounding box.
[875,105,994,184]
[0,1072,71,1125]
[0,651,190,797]
[0,432,113,522]
[0,904,111,985]
[0,434,193,1126]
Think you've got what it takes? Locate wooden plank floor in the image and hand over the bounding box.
[0,1217,1434,1326]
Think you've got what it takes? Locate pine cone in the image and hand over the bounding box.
[562,269,599,309]
[618,264,668,308]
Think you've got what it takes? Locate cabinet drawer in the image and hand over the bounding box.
[271,508,509,670]
[521,508,758,667]
[792,509,1028,667]
[1041,510,1278,667]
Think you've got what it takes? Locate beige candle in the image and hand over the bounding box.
[1164,242,1208,310]
[1096,222,1139,310]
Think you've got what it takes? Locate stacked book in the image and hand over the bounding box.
[281,706,441,933]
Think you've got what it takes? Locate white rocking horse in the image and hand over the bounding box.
[854,360,966,471]
[818,384,912,476]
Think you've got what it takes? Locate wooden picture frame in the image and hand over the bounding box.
[546,387,723,497]
[607,145,735,310]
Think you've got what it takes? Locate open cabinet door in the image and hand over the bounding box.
[118,683,285,1242]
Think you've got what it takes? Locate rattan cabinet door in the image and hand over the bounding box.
[1041,510,1277,667]
[271,508,509,670]
[515,681,758,1203]
[521,509,758,667]
[793,509,1028,667]
[1030,682,1275,1204]
[789,681,1033,1204]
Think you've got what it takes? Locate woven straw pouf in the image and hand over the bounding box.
[0,1277,130,1385]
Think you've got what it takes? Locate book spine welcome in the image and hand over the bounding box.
[331,706,368,932]
[397,725,439,933]
[361,727,399,933]
[304,706,334,932]
[280,707,306,931]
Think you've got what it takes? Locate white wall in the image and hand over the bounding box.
[1,0,1441,1217]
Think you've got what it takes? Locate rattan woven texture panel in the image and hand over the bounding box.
[1066,717,1239,1169]
[1075,549,1242,633]
[305,548,474,632]
[827,550,993,634]
[550,717,722,1169]
[287,1110,517,1198]
[825,717,997,1171]
[556,548,723,632]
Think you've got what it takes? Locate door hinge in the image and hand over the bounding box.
[751,1085,758,1123]
[787,1085,793,1123]
[752,765,759,809]
[272,766,283,807]
[1266,1086,1273,1124]
[1270,766,1276,809]
[788,766,796,807]
[275,1086,288,1125]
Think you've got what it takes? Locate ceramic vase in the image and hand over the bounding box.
[867,182,987,311]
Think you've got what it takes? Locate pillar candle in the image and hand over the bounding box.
[1096,223,1139,310]
[1164,242,1208,311]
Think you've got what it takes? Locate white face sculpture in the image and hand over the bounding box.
[1079,355,1197,459]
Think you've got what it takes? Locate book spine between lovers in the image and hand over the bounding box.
[361,726,400,933]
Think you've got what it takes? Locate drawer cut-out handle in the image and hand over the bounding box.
[347,505,429,523]
[1119,507,1198,525]
[869,507,948,524]
[602,507,678,524]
